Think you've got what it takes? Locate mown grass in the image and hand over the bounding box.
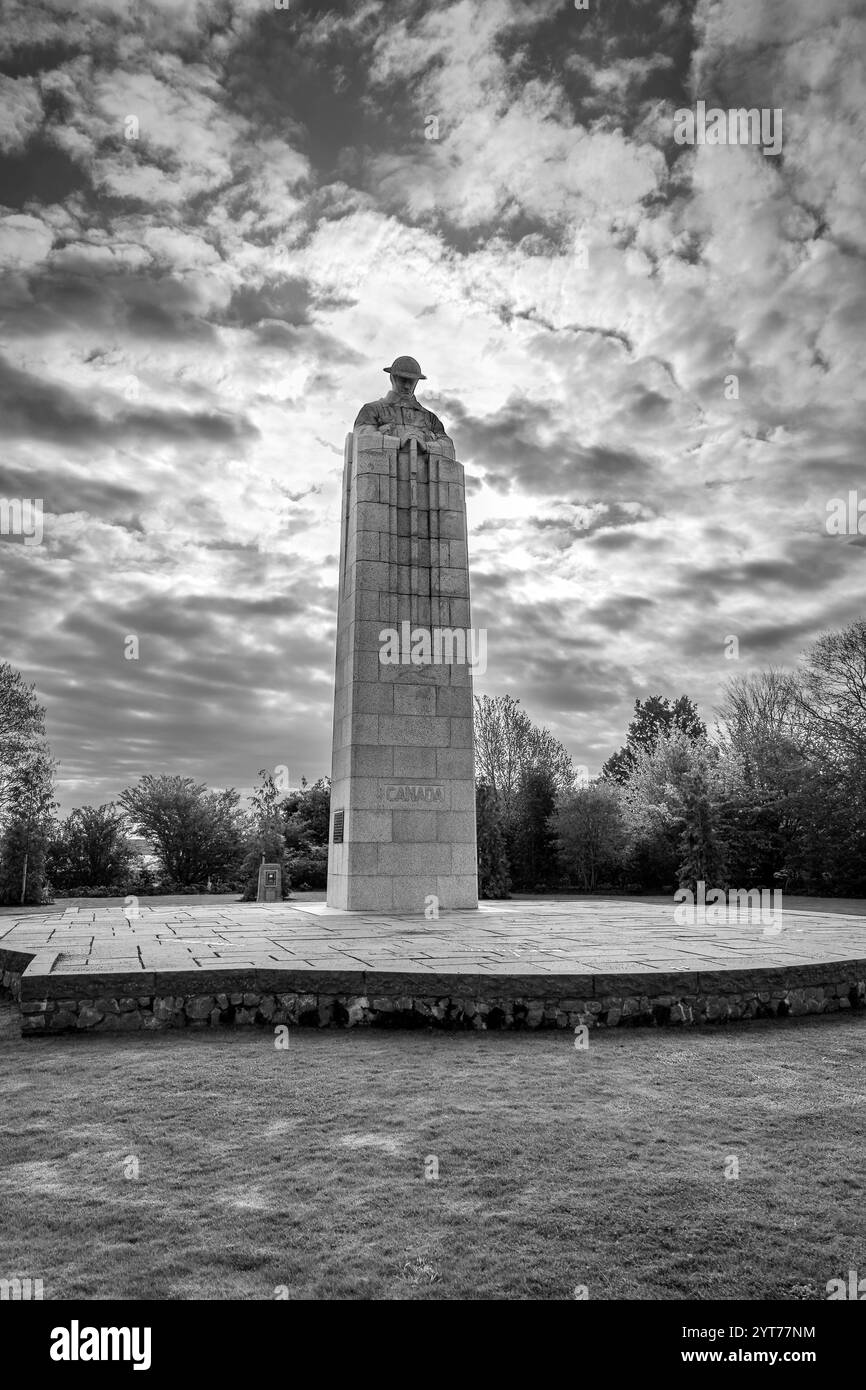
[0,1004,863,1300]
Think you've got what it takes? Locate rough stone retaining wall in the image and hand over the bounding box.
[11,976,866,1036]
[1,968,21,1003]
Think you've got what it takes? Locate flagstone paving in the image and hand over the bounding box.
[0,897,864,980]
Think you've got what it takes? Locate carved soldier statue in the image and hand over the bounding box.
[353,355,454,457]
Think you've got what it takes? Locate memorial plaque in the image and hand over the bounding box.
[256,861,282,904]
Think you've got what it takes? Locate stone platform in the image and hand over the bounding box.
[1,898,864,1035]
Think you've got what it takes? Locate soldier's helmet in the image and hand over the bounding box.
[383,355,426,380]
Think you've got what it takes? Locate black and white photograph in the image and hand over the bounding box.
[0,0,864,1347]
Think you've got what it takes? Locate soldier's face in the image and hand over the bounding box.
[391,374,417,395]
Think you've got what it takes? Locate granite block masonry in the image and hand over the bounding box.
[327,356,478,912]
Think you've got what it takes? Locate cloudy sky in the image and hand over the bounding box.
[1,0,864,815]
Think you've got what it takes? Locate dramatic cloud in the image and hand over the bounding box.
[0,0,864,812]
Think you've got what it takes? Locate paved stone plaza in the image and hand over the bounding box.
[1,898,865,977]
[1,899,864,1036]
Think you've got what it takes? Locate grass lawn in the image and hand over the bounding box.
[1,1003,864,1301]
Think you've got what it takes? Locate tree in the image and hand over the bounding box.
[475,782,510,898]
[602,695,706,784]
[675,763,728,893]
[280,777,331,848]
[473,694,574,814]
[788,621,866,894]
[712,634,866,895]
[787,763,866,896]
[0,663,49,831]
[0,663,56,904]
[714,670,809,889]
[118,775,244,887]
[277,777,331,889]
[621,727,726,892]
[0,751,57,905]
[509,765,559,890]
[239,770,291,900]
[798,620,866,765]
[553,782,628,892]
[47,804,134,890]
[717,668,803,750]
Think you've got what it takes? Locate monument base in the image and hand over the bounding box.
[5,899,863,1036]
[327,866,478,915]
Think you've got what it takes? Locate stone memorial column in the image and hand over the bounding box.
[327,363,478,913]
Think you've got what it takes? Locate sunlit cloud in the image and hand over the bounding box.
[0,0,864,811]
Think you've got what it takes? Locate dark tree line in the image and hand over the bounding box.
[550,621,866,897]
[475,620,866,899]
[2,617,864,904]
[0,749,332,904]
